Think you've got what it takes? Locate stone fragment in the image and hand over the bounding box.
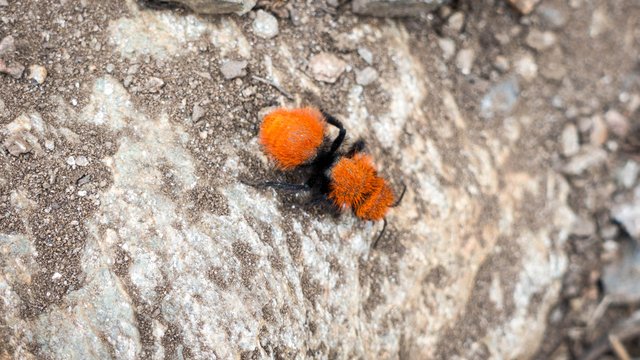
[0,35,15,56]
[536,4,567,29]
[438,38,456,60]
[1,114,43,156]
[480,77,519,119]
[0,0,7,6]
[617,161,639,189]
[493,55,509,73]
[605,109,629,137]
[252,10,279,39]
[27,65,48,84]
[562,146,607,175]
[309,52,347,84]
[507,0,541,14]
[571,216,596,237]
[589,115,607,146]
[446,12,465,33]
[75,156,89,167]
[355,66,378,86]
[143,0,255,15]
[220,60,248,80]
[612,186,640,243]
[192,104,206,123]
[561,124,579,157]
[0,59,24,79]
[357,47,373,65]
[143,77,165,93]
[514,54,538,81]
[352,0,448,17]
[455,48,475,75]
[525,29,557,51]
[602,242,640,298]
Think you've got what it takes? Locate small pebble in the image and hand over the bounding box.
[66,156,76,166]
[355,67,378,86]
[561,124,580,157]
[77,190,87,197]
[143,77,165,93]
[44,139,55,151]
[438,38,456,60]
[75,156,89,167]
[106,63,115,73]
[192,104,206,123]
[309,52,347,83]
[507,0,541,14]
[515,54,538,81]
[220,60,248,80]
[0,35,15,56]
[589,115,607,146]
[456,48,475,75]
[252,10,279,39]
[28,65,48,84]
[493,56,510,72]
[52,272,62,280]
[446,12,465,33]
[0,59,25,79]
[605,109,629,137]
[357,47,373,65]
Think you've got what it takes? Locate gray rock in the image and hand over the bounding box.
[480,77,520,119]
[612,186,640,242]
[75,156,89,167]
[357,47,374,65]
[0,0,7,6]
[446,12,465,33]
[145,0,255,15]
[455,48,475,75]
[438,38,456,60]
[0,59,24,79]
[142,77,165,93]
[514,54,538,81]
[355,66,378,86]
[1,114,43,156]
[352,0,447,17]
[0,35,15,56]
[602,242,640,299]
[220,60,248,80]
[571,216,596,237]
[252,10,279,39]
[617,161,639,189]
[191,104,206,123]
[309,52,347,83]
[536,4,568,29]
[605,109,629,137]
[561,124,580,157]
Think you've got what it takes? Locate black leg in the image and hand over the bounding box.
[321,110,346,155]
[392,183,407,207]
[372,218,387,249]
[241,179,310,192]
[346,139,366,157]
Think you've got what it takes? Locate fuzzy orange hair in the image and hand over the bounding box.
[329,153,378,209]
[259,108,326,170]
[354,177,394,220]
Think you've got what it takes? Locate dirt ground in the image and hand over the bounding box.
[2,0,640,359]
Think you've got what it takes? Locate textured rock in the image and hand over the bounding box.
[309,52,347,83]
[252,10,279,39]
[220,59,248,79]
[1,6,575,360]
[352,0,448,17]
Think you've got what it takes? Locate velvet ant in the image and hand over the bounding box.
[246,107,405,248]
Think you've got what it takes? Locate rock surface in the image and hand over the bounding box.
[5,0,640,359]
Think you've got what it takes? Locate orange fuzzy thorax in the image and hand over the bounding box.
[329,153,394,220]
[259,108,326,169]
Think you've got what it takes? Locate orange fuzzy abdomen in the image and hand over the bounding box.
[329,153,394,220]
[259,108,326,169]
[354,178,395,220]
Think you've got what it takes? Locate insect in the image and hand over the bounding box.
[246,107,405,248]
